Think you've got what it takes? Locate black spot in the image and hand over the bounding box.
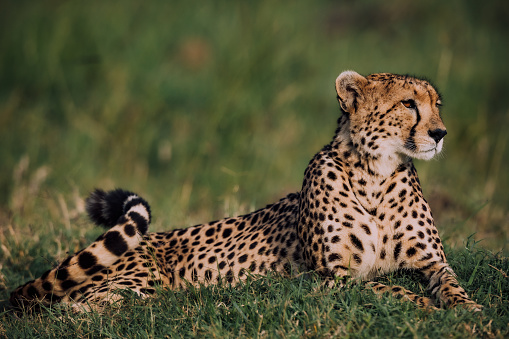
[344,214,354,220]
[69,290,80,300]
[124,224,136,237]
[386,182,396,194]
[226,270,234,283]
[349,234,364,252]
[393,232,404,240]
[239,254,248,263]
[250,213,259,225]
[86,264,105,275]
[61,279,78,290]
[27,286,40,298]
[280,247,288,258]
[327,171,337,181]
[55,267,69,281]
[406,247,417,257]
[205,228,215,237]
[78,251,97,270]
[361,224,371,235]
[394,242,402,260]
[222,228,232,238]
[61,256,72,268]
[42,281,53,291]
[380,249,386,259]
[328,253,342,262]
[103,231,128,256]
[127,211,148,234]
[331,236,341,243]
[205,270,212,282]
[416,242,426,250]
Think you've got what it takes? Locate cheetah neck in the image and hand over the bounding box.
[331,115,409,178]
[329,115,411,211]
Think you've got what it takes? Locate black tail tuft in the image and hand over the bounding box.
[86,189,151,231]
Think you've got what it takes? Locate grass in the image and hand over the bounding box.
[1,245,508,338]
[0,0,508,337]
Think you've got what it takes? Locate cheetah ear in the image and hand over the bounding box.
[335,71,368,113]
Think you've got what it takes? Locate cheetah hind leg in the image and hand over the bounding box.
[365,281,439,310]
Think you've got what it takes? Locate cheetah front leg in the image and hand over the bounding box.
[366,281,438,309]
[421,262,482,311]
[377,167,483,311]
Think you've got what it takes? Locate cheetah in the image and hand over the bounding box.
[10,71,482,312]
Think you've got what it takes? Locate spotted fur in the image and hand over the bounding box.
[10,71,481,312]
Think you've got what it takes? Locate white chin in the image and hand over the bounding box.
[411,139,443,160]
[414,150,437,160]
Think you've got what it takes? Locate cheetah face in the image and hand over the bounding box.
[335,71,447,162]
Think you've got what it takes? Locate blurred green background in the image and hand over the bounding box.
[0,0,507,251]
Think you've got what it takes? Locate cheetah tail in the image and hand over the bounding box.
[86,188,151,231]
[10,189,152,309]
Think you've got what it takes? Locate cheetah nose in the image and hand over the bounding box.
[428,128,447,143]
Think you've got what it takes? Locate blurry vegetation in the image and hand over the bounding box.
[0,0,508,288]
[0,0,508,336]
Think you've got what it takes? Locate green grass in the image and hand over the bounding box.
[1,0,508,337]
[1,245,508,338]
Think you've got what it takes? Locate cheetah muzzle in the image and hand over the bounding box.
[10,71,482,312]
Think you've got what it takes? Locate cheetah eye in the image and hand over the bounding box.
[402,99,416,110]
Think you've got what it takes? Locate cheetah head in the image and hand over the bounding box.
[335,71,447,162]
